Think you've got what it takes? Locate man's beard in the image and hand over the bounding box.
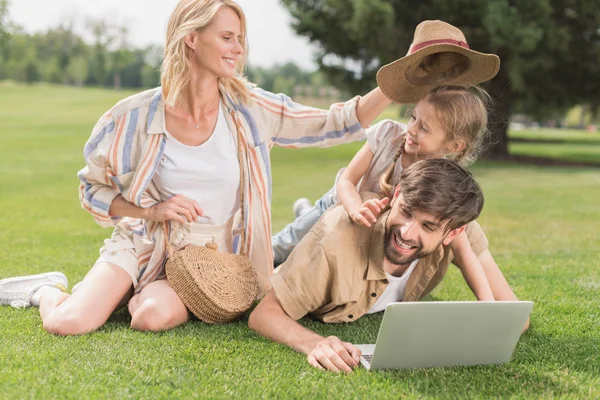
[383,225,438,266]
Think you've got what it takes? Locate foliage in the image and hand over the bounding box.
[248,62,314,93]
[0,7,329,97]
[0,11,162,90]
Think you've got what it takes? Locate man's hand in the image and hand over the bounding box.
[351,197,390,228]
[146,194,204,224]
[306,336,362,373]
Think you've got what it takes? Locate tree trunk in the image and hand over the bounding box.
[485,71,512,159]
[578,104,588,129]
[589,103,598,125]
[113,72,121,90]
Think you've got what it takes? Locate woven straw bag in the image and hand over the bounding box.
[164,113,258,324]
[165,242,258,324]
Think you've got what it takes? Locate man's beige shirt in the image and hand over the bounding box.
[271,194,489,323]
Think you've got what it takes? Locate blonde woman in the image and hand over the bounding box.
[0,0,390,335]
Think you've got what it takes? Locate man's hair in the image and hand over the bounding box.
[399,159,484,233]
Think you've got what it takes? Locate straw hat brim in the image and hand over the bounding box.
[377,44,500,104]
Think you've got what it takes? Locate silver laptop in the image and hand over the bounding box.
[355,301,533,371]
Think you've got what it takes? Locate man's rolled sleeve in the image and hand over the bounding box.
[270,231,332,320]
[270,273,309,321]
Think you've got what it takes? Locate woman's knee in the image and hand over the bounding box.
[42,306,101,336]
[130,298,186,332]
[127,294,141,316]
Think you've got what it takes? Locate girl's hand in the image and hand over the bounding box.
[350,197,390,227]
[146,194,204,224]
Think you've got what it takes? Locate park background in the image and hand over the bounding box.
[0,0,598,398]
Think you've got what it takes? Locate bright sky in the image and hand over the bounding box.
[8,0,318,70]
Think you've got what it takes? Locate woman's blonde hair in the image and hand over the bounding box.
[161,0,251,106]
[379,85,492,197]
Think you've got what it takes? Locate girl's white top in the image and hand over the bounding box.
[153,104,240,225]
[359,119,407,193]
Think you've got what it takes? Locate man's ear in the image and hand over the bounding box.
[389,184,402,207]
[442,225,466,246]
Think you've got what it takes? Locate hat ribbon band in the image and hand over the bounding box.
[410,39,470,54]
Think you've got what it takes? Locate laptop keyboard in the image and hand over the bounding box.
[362,354,373,363]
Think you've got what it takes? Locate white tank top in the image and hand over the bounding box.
[367,259,419,314]
[153,105,240,225]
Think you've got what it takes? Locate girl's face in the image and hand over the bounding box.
[404,98,452,159]
[187,7,244,79]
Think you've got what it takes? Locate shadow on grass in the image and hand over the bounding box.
[487,154,600,168]
[510,137,600,146]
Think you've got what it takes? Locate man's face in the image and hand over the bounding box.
[384,192,461,266]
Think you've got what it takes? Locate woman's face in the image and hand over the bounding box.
[188,6,244,79]
[403,98,451,159]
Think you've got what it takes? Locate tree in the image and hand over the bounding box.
[281,0,600,157]
[110,25,130,89]
[23,57,40,84]
[0,0,11,71]
[67,55,88,87]
[141,45,162,88]
[32,23,88,84]
[86,18,113,86]
[273,75,296,95]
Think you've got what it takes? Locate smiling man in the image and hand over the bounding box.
[249,159,526,372]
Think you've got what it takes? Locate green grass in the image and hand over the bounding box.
[508,142,600,164]
[1,83,599,399]
[509,128,600,144]
[508,128,600,164]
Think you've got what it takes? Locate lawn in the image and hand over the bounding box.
[509,128,600,165]
[0,83,599,399]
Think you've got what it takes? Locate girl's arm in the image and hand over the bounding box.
[451,231,495,301]
[336,143,389,227]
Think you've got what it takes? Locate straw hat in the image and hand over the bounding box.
[377,20,500,103]
[165,243,259,324]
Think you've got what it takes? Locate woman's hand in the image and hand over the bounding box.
[146,194,204,224]
[350,197,390,227]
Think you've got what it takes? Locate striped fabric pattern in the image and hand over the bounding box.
[78,85,365,295]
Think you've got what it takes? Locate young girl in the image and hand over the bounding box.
[273,85,495,301]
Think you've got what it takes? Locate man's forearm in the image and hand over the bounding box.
[248,291,323,354]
